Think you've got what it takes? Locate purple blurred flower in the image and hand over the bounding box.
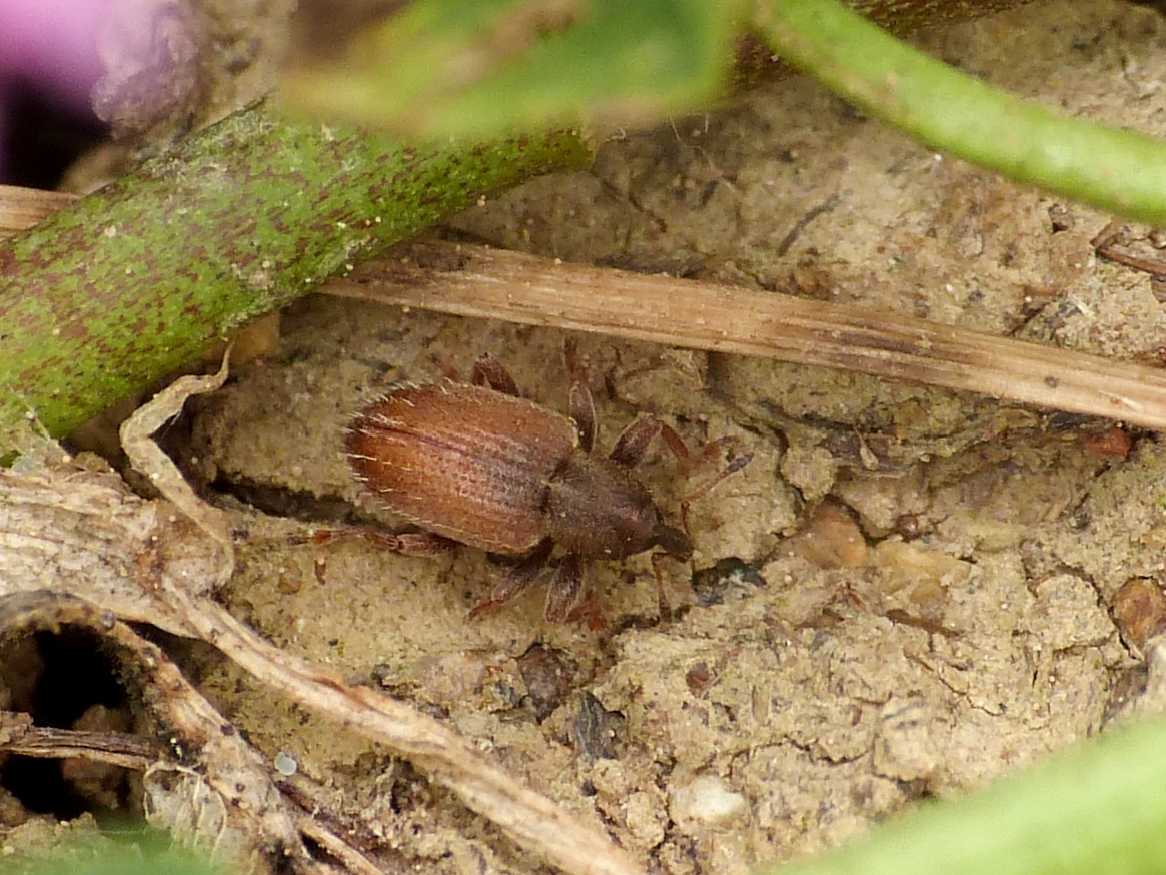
[0,0,112,181]
[0,0,109,107]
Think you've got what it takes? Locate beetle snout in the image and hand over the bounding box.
[653,522,692,560]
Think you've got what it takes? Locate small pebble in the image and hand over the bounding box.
[670,775,747,828]
[274,751,298,777]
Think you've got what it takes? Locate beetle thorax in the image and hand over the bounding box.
[544,453,663,560]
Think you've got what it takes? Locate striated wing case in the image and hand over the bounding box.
[346,382,578,554]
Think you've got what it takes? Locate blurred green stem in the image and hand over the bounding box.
[0,103,590,455]
[757,0,1166,223]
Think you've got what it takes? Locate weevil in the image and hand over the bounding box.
[342,343,750,625]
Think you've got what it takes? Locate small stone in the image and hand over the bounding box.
[572,692,623,760]
[685,662,714,696]
[781,501,868,569]
[518,644,574,722]
[1112,579,1166,653]
[273,751,298,777]
[670,775,747,830]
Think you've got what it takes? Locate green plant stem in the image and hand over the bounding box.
[768,715,1166,875]
[757,0,1166,223]
[0,102,591,454]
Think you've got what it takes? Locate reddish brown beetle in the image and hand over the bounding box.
[343,344,748,624]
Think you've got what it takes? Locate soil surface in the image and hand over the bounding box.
[24,1,1166,872]
[189,2,1166,872]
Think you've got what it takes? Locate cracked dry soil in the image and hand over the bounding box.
[160,2,1166,873]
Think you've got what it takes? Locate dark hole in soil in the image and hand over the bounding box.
[1,629,129,820]
[691,557,765,606]
[0,76,108,188]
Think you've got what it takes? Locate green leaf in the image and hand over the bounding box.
[16,835,225,875]
[767,716,1166,875]
[282,0,743,136]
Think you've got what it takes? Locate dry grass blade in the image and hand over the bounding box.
[11,186,1161,429]
[0,185,77,236]
[326,241,1166,430]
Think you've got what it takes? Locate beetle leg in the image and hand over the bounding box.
[611,418,752,564]
[568,383,597,453]
[682,437,753,503]
[564,339,597,453]
[609,416,688,469]
[471,353,521,396]
[543,554,586,624]
[431,353,461,381]
[287,526,453,585]
[650,553,676,622]
[468,538,553,619]
[611,417,752,490]
[565,589,607,631]
[668,437,752,555]
[612,418,696,557]
[289,526,453,555]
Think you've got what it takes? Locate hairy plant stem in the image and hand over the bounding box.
[0,102,591,455]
